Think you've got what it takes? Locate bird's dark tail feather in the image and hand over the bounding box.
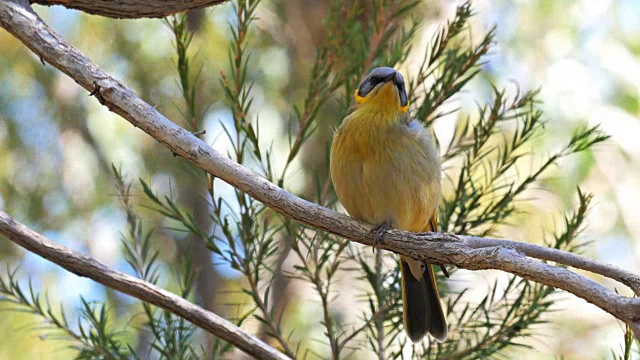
[400,259,448,342]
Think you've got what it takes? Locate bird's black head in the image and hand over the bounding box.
[355,67,408,110]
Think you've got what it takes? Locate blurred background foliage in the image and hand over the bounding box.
[0,0,638,359]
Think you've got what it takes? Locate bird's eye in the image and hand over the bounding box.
[369,77,378,85]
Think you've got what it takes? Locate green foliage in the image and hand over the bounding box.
[424,190,592,359]
[611,324,636,360]
[164,14,201,131]
[412,2,493,127]
[1,0,634,359]
[0,269,130,359]
[115,166,201,359]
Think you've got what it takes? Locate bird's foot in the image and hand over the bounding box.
[370,221,392,252]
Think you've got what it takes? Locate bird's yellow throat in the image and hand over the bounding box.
[355,81,409,114]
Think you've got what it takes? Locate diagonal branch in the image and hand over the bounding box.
[466,236,640,295]
[30,0,229,19]
[0,211,289,360]
[1,0,640,342]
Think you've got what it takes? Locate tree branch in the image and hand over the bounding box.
[2,0,639,341]
[30,0,229,19]
[0,212,289,360]
[465,236,640,295]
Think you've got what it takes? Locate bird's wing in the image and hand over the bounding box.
[407,119,436,151]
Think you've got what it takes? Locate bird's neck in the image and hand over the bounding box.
[337,108,406,155]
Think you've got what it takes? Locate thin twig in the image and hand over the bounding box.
[337,302,393,350]
[245,268,296,358]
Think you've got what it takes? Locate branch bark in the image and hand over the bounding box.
[2,0,640,342]
[0,212,289,360]
[30,0,228,19]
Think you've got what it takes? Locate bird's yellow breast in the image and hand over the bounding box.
[330,110,440,233]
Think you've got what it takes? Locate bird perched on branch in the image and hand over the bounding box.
[330,67,447,342]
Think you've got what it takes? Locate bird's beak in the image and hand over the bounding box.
[383,71,397,83]
[384,72,408,108]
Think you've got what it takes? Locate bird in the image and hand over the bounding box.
[330,67,447,342]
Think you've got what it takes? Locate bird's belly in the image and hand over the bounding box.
[332,140,439,232]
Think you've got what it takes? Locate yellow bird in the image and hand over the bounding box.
[330,67,447,342]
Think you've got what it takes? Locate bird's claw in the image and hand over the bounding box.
[439,264,450,278]
[370,221,392,253]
